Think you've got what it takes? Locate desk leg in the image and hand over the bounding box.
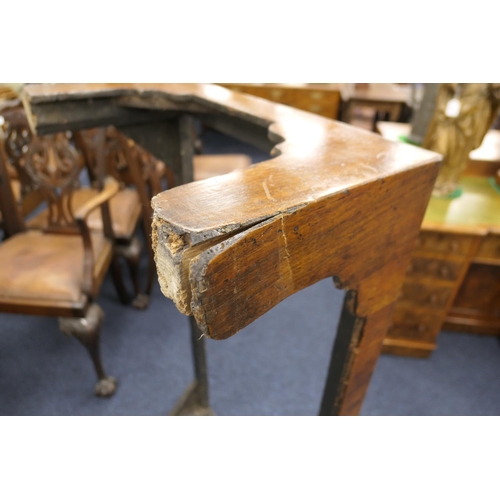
[170,317,215,415]
[319,287,396,416]
[120,116,214,415]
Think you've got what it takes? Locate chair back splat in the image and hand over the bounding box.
[22,83,442,415]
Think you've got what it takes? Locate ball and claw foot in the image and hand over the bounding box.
[132,293,150,310]
[95,376,118,397]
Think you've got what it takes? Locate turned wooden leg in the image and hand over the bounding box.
[59,303,117,397]
[116,237,150,310]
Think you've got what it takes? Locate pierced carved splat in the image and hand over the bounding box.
[21,132,83,230]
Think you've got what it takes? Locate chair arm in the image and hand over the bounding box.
[74,176,120,298]
[74,176,120,222]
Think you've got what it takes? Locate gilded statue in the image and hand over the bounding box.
[423,83,500,196]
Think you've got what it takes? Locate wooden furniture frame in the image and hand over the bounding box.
[74,127,165,309]
[377,122,500,356]
[220,83,341,120]
[22,83,441,416]
[0,126,119,396]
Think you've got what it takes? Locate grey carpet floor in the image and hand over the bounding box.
[1,273,500,416]
[1,129,499,416]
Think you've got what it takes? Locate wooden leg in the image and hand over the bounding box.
[169,316,214,416]
[59,303,117,397]
[319,287,396,416]
[116,237,150,310]
[109,254,130,305]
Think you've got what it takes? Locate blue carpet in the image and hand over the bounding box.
[1,129,499,415]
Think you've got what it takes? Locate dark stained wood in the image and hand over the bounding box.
[22,83,441,415]
[0,132,25,237]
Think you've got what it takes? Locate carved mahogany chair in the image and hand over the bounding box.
[72,127,171,309]
[0,126,119,396]
[0,104,45,237]
[22,83,442,415]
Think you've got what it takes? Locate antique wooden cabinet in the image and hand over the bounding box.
[220,83,341,120]
[377,122,500,357]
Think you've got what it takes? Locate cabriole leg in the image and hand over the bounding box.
[59,303,117,397]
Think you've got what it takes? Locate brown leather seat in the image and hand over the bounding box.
[27,187,141,239]
[193,154,252,181]
[0,230,112,306]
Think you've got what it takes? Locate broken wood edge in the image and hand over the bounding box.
[151,203,306,318]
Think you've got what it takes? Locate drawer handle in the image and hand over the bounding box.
[450,240,459,252]
[417,324,427,333]
[439,265,450,278]
[428,293,439,304]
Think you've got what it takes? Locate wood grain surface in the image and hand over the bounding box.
[22,83,441,414]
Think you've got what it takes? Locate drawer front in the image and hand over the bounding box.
[387,323,440,343]
[476,235,500,261]
[399,282,453,310]
[406,257,463,282]
[388,305,443,343]
[415,232,474,257]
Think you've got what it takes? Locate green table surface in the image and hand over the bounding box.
[423,176,500,235]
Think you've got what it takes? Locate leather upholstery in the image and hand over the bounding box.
[27,187,141,239]
[0,231,111,304]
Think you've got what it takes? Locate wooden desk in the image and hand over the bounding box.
[341,84,411,124]
[220,83,341,120]
[377,122,500,357]
[22,83,440,415]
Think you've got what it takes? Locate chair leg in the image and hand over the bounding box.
[117,237,150,310]
[110,254,131,305]
[59,303,117,397]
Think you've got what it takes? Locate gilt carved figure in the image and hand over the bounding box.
[423,83,500,196]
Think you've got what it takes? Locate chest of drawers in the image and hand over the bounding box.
[383,176,500,357]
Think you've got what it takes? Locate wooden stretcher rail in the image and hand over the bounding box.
[22,83,441,415]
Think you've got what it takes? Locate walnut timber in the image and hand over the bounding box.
[22,83,441,415]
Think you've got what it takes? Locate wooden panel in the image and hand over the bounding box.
[399,282,453,310]
[387,304,443,343]
[449,264,500,321]
[221,84,340,119]
[474,235,500,263]
[406,256,464,283]
[382,337,436,358]
[414,231,475,257]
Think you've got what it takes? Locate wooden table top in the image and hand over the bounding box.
[377,122,500,235]
[423,176,500,235]
[22,83,441,317]
[21,83,442,416]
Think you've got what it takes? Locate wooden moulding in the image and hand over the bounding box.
[22,83,442,342]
